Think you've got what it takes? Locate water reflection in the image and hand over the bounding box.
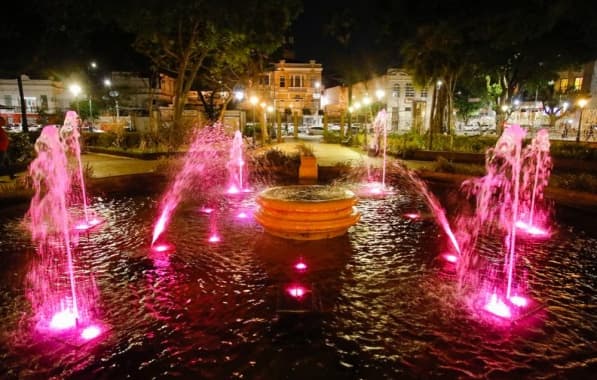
[0,191,594,379]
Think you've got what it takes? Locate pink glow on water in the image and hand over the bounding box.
[236,211,248,219]
[50,309,78,330]
[286,285,307,299]
[208,234,221,243]
[515,220,549,237]
[74,216,102,231]
[509,295,529,307]
[294,261,308,272]
[81,325,101,340]
[226,185,240,194]
[152,243,174,253]
[443,253,458,263]
[200,207,214,214]
[404,212,420,219]
[484,293,512,319]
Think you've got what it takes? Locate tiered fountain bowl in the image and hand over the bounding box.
[255,185,360,240]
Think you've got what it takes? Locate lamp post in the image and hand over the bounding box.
[576,98,587,143]
[109,90,120,123]
[88,61,97,124]
[249,95,259,144]
[69,83,82,114]
[314,81,321,128]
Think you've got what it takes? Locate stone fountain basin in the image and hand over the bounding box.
[255,185,360,240]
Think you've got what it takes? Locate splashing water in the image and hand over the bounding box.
[363,110,393,195]
[517,128,552,236]
[227,130,248,194]
[456,124,545,319]
[26,126,97,331]
[400,165,461,255]
[151,124,231,245]
[59,111,93,224]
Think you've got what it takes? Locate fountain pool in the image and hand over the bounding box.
[0,178,595,379]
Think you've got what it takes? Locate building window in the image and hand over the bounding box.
[559,78,568,92]
[4,95,12,107]
[290,75,304,88]
[391,107,399,128]
[40,95,48,110]
[420,88,428,98]
[574,77,583,91]
[279,76,286,88]
[405,83,414,97]
[392,83,400,97]
[25,97,37,113]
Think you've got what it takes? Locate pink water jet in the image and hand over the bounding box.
[152,125,231,245]
[227,130,249,194]
[403,168,461,255]
[516,128,552,237]
[27,125,98,333]
[60,111,94,225]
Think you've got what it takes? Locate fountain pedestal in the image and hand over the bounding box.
[255,185,360,240]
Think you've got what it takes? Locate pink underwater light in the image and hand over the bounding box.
[484,293,512,319]
[152,243,174,253]
[286,285,308,299]
[50,309,78,330]
[509,295,529,307]
[294,260,308,272]
[442,253,458,263]
[208,234,221,243]
[404,213,420,219]
[81,325,102,340]
[200,207,214,214]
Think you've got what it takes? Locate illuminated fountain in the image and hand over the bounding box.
[26,125,101,341]
[151,125,230,248]
[360,110,394,196]
[59,111,102,231]
[457,125,545,322]
[255,185,360,240]
[515,128,552,237]
[226,130,250,194]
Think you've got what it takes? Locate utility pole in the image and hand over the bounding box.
[17,76,29,132]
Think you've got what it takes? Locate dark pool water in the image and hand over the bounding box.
[0,184,595,379]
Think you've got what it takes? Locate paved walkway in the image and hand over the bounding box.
[0,138,374,184]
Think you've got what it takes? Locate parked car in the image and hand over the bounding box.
[308,126,324,135]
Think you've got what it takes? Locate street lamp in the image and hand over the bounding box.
[576,98,588,143]
[249,95,259,142]
[109,90,120,123]
[69,83,82,114]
